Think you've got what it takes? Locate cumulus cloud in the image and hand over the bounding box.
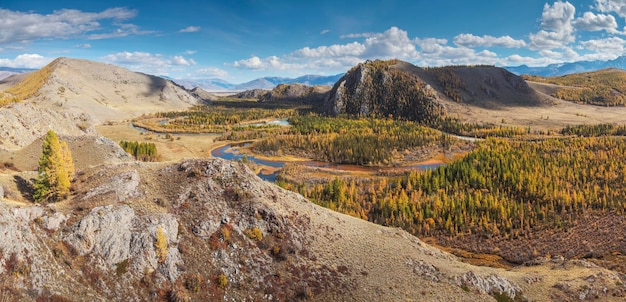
[0,54,53,68]
[361,27,419,59]
[179,26,200,33]
[529,1,576,50]
[172,55,194,66]
[294,27,417,60]
[572,12,618,33]
[580,37,626,58]
[453,34,526,48]
[0,7,141,44]
[294,42,366,58]
[101,51,196,75]
[596,0,626,18]
[232,55,303,70]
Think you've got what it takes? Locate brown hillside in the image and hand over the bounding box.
[1,158,625,301]
[1,57,202,122]
[523,68,626,106]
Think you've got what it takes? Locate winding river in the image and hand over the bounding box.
[210,142,445,182]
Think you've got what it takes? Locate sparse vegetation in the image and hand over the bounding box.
[5,59,57,100]
[216,273,228,289]
[155,227,168,263]
[244,227,263,241]
[524,69,626,106]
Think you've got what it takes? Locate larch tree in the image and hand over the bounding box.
[33,130,74,202]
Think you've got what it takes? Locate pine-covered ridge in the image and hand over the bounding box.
[280,137,626,255]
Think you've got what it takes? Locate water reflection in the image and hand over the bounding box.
[211,143,445,182]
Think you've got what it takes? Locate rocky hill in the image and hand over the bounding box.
[234,88,269,99]
[189,87,217,103]
[324,60,546,123]
[1,158,624,301]
[324,60,445,123]
[0,102,96,151]
[0,57,202,122]
[259,83,330,103]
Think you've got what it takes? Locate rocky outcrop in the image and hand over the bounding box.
[189,87,217,102]
[259,83,330,103]
[0,159,624,301]
[234,88,268,99]
[64,204,183,281]
[324,60,445,123]
[0,102,95,151]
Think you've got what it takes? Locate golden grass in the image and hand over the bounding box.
[5,58,58,100]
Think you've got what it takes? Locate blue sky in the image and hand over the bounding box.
[1,0,626,82]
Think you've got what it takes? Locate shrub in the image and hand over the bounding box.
[245,227,263,241]
[185,273,203,293]
[155,227,168,263]
[116,259,129,276]
[216,274,228,289]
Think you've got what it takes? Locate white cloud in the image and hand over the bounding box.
[294,42,365,58]
[596,0,626,18]
[340,32,374,39]
[101,51,196,75]
[76,43,91,49]
[0,54,53,68]
[572,12,618,33]
[320,29,330,35]
[87,23,152,40]
[0,7,140,44]
[172,55,195,66]
[179,26,200,33]
[297,27,418,59]
[539,49,563,59]
[504,54,559,66]
[453,34,526,48]
[185,50,197,55]
[360,27,419,59]
[232,55,303,71]
[580,37,626,58]
[529,1,576,50]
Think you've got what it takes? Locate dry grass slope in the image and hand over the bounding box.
[4,58,58,100]
[523,68,626,106]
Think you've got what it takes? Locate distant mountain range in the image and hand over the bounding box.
[0,67,37,81]
[505,56,626,77]
[173,73,344,91]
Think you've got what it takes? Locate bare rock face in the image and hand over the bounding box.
[0,102,95,151]
[456,271,521,298]
[259,83,330,103]
[81,169,141,202]
[64,204,182,281]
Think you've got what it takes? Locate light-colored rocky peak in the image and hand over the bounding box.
[3,57,202,123]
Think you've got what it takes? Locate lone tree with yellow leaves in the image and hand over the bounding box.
[33,130,74,202]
